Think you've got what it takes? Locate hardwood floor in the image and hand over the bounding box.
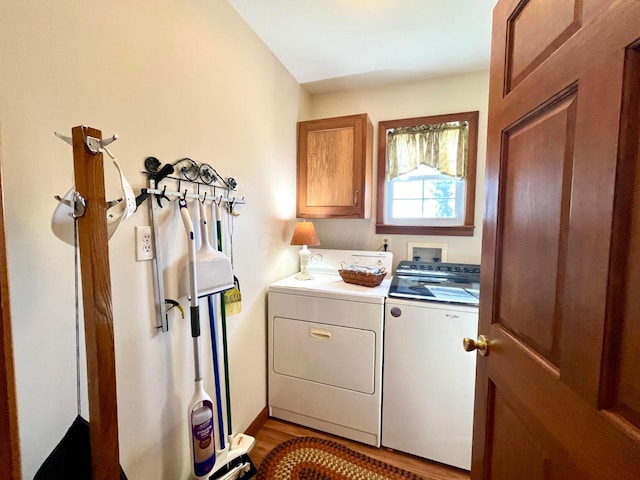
[248,417,470,480]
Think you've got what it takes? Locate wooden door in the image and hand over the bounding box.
[474,1,640,479]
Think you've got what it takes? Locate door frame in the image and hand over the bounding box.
[0,124,22,477]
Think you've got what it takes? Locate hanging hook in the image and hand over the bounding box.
[156,185,170,208]
[164,299,184,319]
[54,131,73,146]
[81,125,118,154]
[201,192,207,204]
[228,198,241,216]
[55,127,118,154]
[54,191,87,218]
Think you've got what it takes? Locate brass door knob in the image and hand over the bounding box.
[463,335,490,356]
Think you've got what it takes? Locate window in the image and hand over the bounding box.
[376,111,479,236]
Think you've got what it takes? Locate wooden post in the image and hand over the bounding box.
[71,126,120,479]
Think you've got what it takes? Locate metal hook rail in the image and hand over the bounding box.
[144,187,246,205]
[135,155,243,209]
[141,157,246,333]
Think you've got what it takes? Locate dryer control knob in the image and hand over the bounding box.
[389,307,402,317]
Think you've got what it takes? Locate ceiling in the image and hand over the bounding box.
[228,0,498,94]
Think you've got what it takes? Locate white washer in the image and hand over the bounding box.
[268,249,393,447]
[382,297,478,470]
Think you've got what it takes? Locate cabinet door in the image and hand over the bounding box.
[296,113,372,218]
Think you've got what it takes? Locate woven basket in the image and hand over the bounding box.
[338,269,386,287]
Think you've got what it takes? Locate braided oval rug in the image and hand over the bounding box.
[256,437,424,480]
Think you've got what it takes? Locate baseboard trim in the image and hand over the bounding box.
[244,406,269,437]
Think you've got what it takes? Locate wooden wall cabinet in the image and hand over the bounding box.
[296,113,373,219]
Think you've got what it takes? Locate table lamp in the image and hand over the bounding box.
[290,221,321,280]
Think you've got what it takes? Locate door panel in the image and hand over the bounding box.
[488,384,551,480]
[307,128,355,206]
[498,91,576,366]
[475,1,640,479]
[508,0,581,90]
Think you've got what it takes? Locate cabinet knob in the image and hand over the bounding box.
[463,335,490,356]
[353,190,359,207]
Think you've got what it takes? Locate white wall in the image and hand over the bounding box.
[0,1,307,478]
[305,71,490,266]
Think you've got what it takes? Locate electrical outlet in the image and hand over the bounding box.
[136,226,154,261]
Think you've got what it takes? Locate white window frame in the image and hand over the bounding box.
[376,111,479,237]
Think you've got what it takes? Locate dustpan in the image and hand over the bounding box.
[179,201,234,298]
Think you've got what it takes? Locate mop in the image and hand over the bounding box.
[179,198,217,479]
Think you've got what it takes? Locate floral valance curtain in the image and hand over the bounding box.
[386,121,469,181]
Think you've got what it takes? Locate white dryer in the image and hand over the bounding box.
[268,249,393,447]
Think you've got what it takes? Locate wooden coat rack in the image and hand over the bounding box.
[71,125,121,479]
[0,125,122,479]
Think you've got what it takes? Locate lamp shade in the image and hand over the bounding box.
[290,221,320,246]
